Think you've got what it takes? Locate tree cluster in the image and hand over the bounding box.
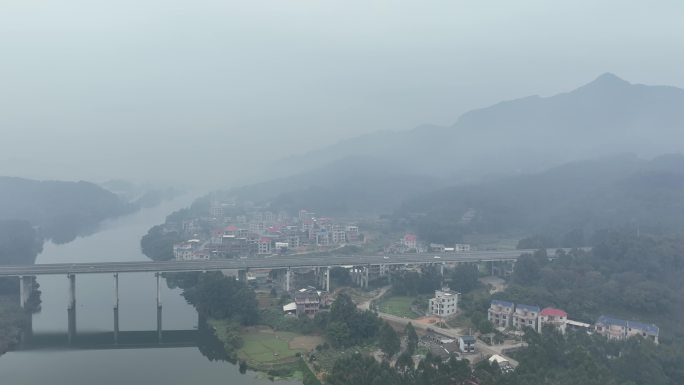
[391,267,441,296]
[182,272,259,325]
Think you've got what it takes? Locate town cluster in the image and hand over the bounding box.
[488,300,659,343]
[173,205,364,260]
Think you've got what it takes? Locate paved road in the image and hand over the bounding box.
[0,248,576,277]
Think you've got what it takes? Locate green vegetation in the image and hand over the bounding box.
[0,221,42,356]
[377,322,400,357]
[321,293,382,348]
[500,233,684,338]
[448,263,481,294]
[390,267,441,296]
[405,322,418,354]
[477,327,684,385]
[397,154,684,244]
[182,272,259,325]
[376,296,419,319]
[325,351,472,385]
[207,319,244,362]
[0,297,30,355]
[237,327,309,368]
[140,224,180,261]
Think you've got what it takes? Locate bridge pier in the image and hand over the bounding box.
[114,273,119,343]
[326,266,331,292]
[67,274,76,344]
[285,267,291,292]
[19,275,34,308]
[237,269,247,282]
[364,265,369,289]
[156,273,162,342]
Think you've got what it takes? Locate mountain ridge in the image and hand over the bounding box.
[275,73,684,182]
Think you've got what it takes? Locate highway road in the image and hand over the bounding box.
[0,248,575,277]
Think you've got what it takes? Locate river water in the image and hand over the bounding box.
[0,196,301,385]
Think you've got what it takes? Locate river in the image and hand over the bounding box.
[0,196,301,385]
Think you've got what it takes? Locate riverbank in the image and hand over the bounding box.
[0,296,29,356]
[209,319,323,379]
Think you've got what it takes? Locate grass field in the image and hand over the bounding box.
[377,296,419,319]
[238,326,323,369]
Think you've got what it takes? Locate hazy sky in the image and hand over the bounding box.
[1,0,683,186]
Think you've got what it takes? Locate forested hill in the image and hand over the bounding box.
[0,176,133,246]
[396,154,684,244]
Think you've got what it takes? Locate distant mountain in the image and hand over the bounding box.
[279,74,684,181]
[0,177,133,244]
[220,156,445,215]
[395,153,684,244]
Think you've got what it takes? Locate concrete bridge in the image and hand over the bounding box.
[0,248,567,277]
[4,248,578,342]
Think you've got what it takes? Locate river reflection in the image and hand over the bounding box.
[0,196,301,385]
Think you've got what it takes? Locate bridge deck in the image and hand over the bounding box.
[0,248,575,277]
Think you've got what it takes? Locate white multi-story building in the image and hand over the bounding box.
[257,238,271,255]
[428,287,460,318]
[453,244,471,252]
[488,300,515,328]
[512,304,540,331]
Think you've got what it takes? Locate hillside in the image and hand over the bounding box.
[220,156,445,215]
[277,74,684,181]
[395,154,684,244]
[0,177,133,244]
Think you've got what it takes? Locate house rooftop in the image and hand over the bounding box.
[516,304,540,313]
[460,335,476,343]
[540,307,567,317]
[597,315,659,334]
[491,300,514,308]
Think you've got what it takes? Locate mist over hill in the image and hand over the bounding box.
[218,157,445,215]
[395,153,684,245]
[0,177,134,245]
[278,74,684,182]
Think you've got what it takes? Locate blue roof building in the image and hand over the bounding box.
[595,315,659,344]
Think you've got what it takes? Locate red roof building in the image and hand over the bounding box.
[539,307,568,334]
[540,307,567,317]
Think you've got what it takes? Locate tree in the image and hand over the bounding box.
[405,322,418,354]
[395,351,414,373]
[449,263,480,293]
[326,321,352,348]
[182,272,259,325]
[330,293,357,323]
[378,322,401,358]
[329,266,352,288]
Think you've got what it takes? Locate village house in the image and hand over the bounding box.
[428,286,460,318]
[429,243,446,253]
[294,288,321,317]
[538,307,568,334]
[257,237,271,255]
[512,304,540,331]
[488,300,515,328]
[453,243,471,252]
[594,315,659,344]
[402,233,418,250]
[459,335,476,353]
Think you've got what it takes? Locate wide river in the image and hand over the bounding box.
[0,195,301,385]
